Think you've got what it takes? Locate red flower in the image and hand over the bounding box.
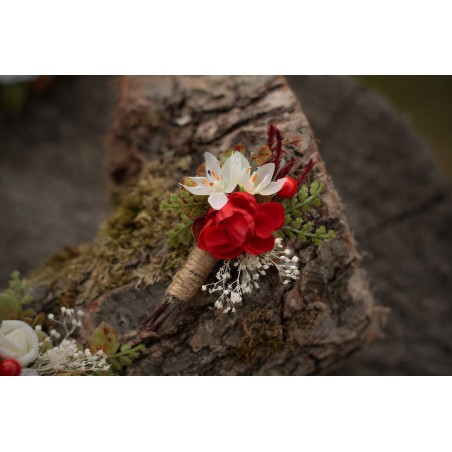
[194,192,285,259]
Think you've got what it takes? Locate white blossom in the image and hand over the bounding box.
[181,151,245,209]
[30,307,110,376]
[0,320,39,366]
[238,157,287,196]
[32,339,109,376]
[203,238,299,313]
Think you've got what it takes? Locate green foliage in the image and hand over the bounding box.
[86,321,145,373]
[166,216,193,249]
[31,156,194,301]
[87,321,120,356]
[281,181,335,245]
[0,271,34,322]
[107,343,146,372]
[160,189,209,219]
[160,189,209,249]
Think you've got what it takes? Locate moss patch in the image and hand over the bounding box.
[230,307,284,365]
[31,155,192,305]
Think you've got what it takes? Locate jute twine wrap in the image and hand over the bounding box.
[167,245,219,302]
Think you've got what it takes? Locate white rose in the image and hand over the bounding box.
[0,320,39,366]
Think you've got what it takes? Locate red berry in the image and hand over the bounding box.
[277,177,298,198]
[0,358,22,376]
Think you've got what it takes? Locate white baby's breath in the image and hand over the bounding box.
[31,307,110,376]
[32,339,109,376]
[203,238,299,313]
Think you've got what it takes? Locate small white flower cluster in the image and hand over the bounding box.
[33,340,109,376]
[32,307,110,376]
[44,307,83,340]
[202,238,299,313]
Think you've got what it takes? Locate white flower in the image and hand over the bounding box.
[182,150,288,208]
[181,151,244,210]
[239,158,287,196]
[0,320,39,366]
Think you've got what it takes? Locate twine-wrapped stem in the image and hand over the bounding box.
[167,246,219,302]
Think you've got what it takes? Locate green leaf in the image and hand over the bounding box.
[119,356,133,366]
[108,357,123,372]
[280,177,335,246]
[315,226,326,236]
[87,322,120,356]
[298,185,308,202]
[120,344,131,353]
[309,180,320,195]
[0,293,22,322]
[0,271,35,321]
[107,343,146,373]
[161,187,209,250]
[311,197,321,207]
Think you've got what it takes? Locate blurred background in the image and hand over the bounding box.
[1,75,451,375]
[356,77,452,179]
[2,77,452,180]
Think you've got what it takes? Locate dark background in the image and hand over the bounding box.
[1,76,451,375]
[356,76,452,180]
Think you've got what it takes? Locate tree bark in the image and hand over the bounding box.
[29,76,385,375]
[288,76,452,375]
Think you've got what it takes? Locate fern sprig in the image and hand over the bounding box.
[107,343,146,372]
[281,181,335,246]
[160,190,209,219]
[284,181,324,215]
[160,189,209,249]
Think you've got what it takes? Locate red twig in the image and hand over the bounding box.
[267,124,283,178]
[296,159,315,188]
[276,156,295,179]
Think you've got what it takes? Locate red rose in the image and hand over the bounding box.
[194,192,285,259]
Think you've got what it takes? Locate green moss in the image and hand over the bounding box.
[31,156,193,305]
[230,307,284,365]
[227,305,322,366]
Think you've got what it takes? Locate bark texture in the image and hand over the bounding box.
[288,76,452,375]
[28,76,383,375]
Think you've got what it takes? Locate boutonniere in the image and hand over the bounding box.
[161,124,335,313]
